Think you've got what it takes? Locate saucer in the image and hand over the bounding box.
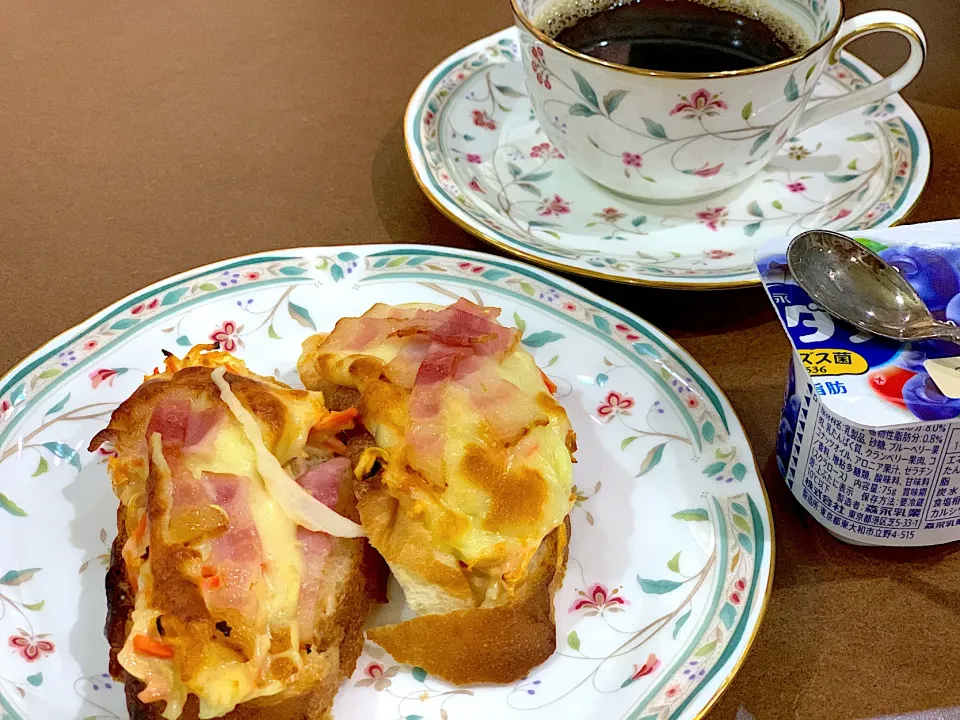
[405,27,930,289]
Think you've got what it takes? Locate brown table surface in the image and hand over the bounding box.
[1,1,958,718]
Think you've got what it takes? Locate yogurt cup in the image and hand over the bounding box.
[757,220,960,546]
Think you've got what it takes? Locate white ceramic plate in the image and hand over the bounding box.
[0,246,771,720]
[404,27,930,288]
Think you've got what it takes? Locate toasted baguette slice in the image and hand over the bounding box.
[93,346,386,719]
[298,301,577,684]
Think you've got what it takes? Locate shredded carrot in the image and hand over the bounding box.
[313,407,359,433]
[133,634,174,659]
[539,369,558,395]
[322,436,348,454]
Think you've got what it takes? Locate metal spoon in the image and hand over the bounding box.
[786,229,960,343]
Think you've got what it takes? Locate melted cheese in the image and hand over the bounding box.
[211,366,364,538]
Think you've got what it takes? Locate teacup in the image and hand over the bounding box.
[511,0,925,203]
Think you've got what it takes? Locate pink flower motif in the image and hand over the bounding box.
[424,110,435,126]
[0,399,11,419]
[130,298,160,316]
[90,368,120,389]
[570,584,628,616]
[670,88,727,118]
[665,684,681,698]
[597,391,634,421]
[532,46,544,60]
[465,153,482,164]
[537,194,571,217]
[705,249,734,260]
[530,142,563,159]
[897,160,909,177]
[832,208,852,222]
[244,271,261,281]
[595,207,626,223]
[468,179,485,194]
[83,340,98,351]
[354,662,399,691]
[562,301,577,312]
[8,630,55,662]
[693,162,724,178]
[209,320,244,352]
[686,395,699,409]
[625,654,661,685]
[471,109,498,130]
[787,181,807,193]
[622,152,643,168]
[695,207,729,231]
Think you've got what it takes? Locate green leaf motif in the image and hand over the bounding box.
[741,101,752,121]
[517,182,541,196]
[405,716,424,720]
[703,461,725,476]
[632,216,647,228]
[513,312,526,335]
[673,609,691,639]
[734,515,751,533]
[0,492,27,517]
[642,117,667,139]
[732,462,747,481]
[603,90,627,115]
[847,133,875,142]
[621,436,638,451]
[747,200,764,218]
[593,315,611,333]
[772,199,784,210]
[637,443,666,476]
[672,508,709,522]
[0,568,40,586]
[26,673,42,687]
[330,264,345,281]
[848,158,859,170]
[110,318,139,331]
[637,577,682,594]
[826,173,860,183]
[31,458,48,477]
[522,331,565,348]
[720,602,737,629]
[805,64,817,82]
[784,74,799,101]
[337,251,359,262]
[176,335,192,347]
[386,257,407,268]
[23,600,45,611]
[37,368,61,381]
[569,103,598,117]
[495,84,524,98]
[161,288,189,306]
[667,551,681,573]
[731,502,747,516]
[45,393,71,416]
[519,281,536,297]
[696,640,718,657]
[199,282,218,291]
[743,222,762,238]
[10,383,26,405]
[519,171,553,182]
[268,325,281,340]
[288,301,317,330]
[411,666,427,682]
[572,70,598,107]
[42,442,81,470]
[567,630,581,651]
[632,343,661,359]
[701,421,715,443]
[750,129,772,155]
[278,266,307,276]
[481,269,509,281]
[738,533,754,553]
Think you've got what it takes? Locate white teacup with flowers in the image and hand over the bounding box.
[512,0,925,202]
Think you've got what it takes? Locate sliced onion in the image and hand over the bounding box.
[211,366,365,538]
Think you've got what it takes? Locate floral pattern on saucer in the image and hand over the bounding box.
[405,27,930,287]
[0,246,770,720]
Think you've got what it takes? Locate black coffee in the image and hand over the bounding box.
[547,0,803,73]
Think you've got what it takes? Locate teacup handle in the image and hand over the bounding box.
[794,10,926,134]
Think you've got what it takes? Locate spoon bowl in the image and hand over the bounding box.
[786,230,960,343]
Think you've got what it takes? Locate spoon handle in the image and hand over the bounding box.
[935,323,960,346]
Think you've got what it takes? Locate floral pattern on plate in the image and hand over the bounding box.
[0,246,770,720]
[405,27,930,287]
